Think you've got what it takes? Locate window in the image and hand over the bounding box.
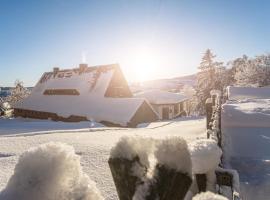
[43,89,80,95]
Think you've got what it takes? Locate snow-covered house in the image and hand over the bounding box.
[14,64,158,127]
[135,90,190,120]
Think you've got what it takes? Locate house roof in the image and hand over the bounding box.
[135,89,189,105]
[15,64,157,126]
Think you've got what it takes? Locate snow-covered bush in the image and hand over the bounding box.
[0,142,103,200]
[192,191,228,200]
[5,80,30,107]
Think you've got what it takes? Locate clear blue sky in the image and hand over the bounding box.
[1,0,270,86]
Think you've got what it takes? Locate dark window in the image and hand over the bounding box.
[43,89,80,96]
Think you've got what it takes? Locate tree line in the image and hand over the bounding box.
[196,49,270,114]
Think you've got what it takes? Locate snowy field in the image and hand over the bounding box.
[222,97,270,200]
[0,117,205,200]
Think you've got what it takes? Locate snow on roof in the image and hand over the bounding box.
[189,139,222,174]
[227,86,270,100]
[135,89,189,104]
[15,64,151,126]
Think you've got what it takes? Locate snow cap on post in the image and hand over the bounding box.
[189,139,222,174]
[155,137,192,176]
[192,191,228,200]
[110,136,155,168]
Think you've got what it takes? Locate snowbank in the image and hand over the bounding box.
[227,86,270,100]
[222,99,270,128]
[110,136,155,168]
[189,139,222,174]
[155,137,192,175]
[192,191,228,200]
[0,142,103,200]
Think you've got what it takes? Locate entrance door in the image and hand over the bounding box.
[162,107,170,120]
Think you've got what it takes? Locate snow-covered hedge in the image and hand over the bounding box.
[0,142,103,200]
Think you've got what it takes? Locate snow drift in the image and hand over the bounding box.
[192,191,228,200]
[0,142,103,200]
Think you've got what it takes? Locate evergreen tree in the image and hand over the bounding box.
[196,49,220,114]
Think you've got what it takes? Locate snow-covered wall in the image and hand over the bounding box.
[227,86,270,100]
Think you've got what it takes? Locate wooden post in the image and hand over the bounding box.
[108,156,147,200]
[145,164,192,200]
[195,174,207,192]
[205,98,213,130]
[212,94,216,107]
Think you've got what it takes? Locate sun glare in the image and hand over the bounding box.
[121,45,162,83]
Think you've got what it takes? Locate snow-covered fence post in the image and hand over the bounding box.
[108,156,145,200]
[144,137,192,200]
[205,98,213,131]
[195,174,207,192]
[189,139,222,193]
[109,137,154,200]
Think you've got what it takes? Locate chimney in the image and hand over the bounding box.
[53,67,59,74]
[79,63,88,73]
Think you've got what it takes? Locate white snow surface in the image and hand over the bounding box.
[155,137,192,175]
[222,95,270,199]
[222,98,270,128]
[135,89,188,104]
[227,86,270,100]
[0,142,103,200]
[0,117,205,200]
[192,192,228,200]
[189,139,222,174]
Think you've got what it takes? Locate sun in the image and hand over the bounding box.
[121,45,163,83]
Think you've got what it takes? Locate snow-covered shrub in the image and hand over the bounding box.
[155,137,192,175]
[5,80,30,107]
[192,191,228,200]
[189,139,222,174]
[0,142,103,200]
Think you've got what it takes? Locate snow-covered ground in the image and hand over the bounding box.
[0,117,205,200]
[222,97,270,200]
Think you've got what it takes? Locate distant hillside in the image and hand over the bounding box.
[130,74,196,93]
